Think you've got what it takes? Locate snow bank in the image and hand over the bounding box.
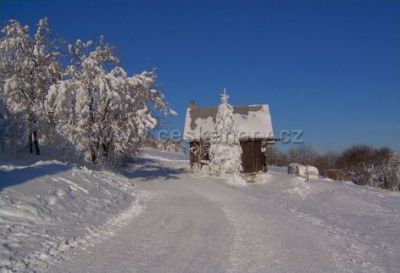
[254,172,274,184]
[225,174,247,187]
[0,158,140,273]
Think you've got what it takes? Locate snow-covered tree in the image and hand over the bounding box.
[0,18,61,154]
[46,40,174,163]
[209,89,242,175]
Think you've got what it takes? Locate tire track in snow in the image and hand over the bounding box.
[43,180,233,273]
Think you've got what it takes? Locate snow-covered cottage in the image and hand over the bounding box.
[183,101,275,173]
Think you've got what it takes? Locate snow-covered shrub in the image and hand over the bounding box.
[375,151,400,191]
[338,146,400,190]
[46,40,174,163]
[0,18,61,154]
[209,90,242,175]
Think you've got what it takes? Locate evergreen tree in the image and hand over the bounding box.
[209,89,242,175]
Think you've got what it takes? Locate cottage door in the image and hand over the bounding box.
[240,141,255,173]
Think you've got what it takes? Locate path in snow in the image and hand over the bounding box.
[42,154,399,273]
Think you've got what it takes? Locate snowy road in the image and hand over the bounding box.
[42,154,399,273]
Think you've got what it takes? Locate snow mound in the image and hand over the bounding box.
[225,174,247,187]
[287,179,314,199]
[255,172,274,184]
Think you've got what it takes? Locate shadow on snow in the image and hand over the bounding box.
[0,155,187,191]
[122,157,188,182]
[0,163,71,191]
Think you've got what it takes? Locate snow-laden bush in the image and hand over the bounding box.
[209,90,242,175]
[46,40,174,163]
[338,146,400,190]
[0,18,61,154]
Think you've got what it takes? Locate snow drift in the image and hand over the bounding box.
[0,157,141,273]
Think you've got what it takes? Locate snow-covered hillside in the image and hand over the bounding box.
[0,153,143,273]
[1,149,399,273]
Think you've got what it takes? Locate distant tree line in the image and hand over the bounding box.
[267,144,400,191]
[143,134,185,153]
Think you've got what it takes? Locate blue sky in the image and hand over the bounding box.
[2,0,399,152]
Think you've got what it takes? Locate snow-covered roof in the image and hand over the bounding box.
[183,104,274,141]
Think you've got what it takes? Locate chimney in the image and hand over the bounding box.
[189,100,196,109]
